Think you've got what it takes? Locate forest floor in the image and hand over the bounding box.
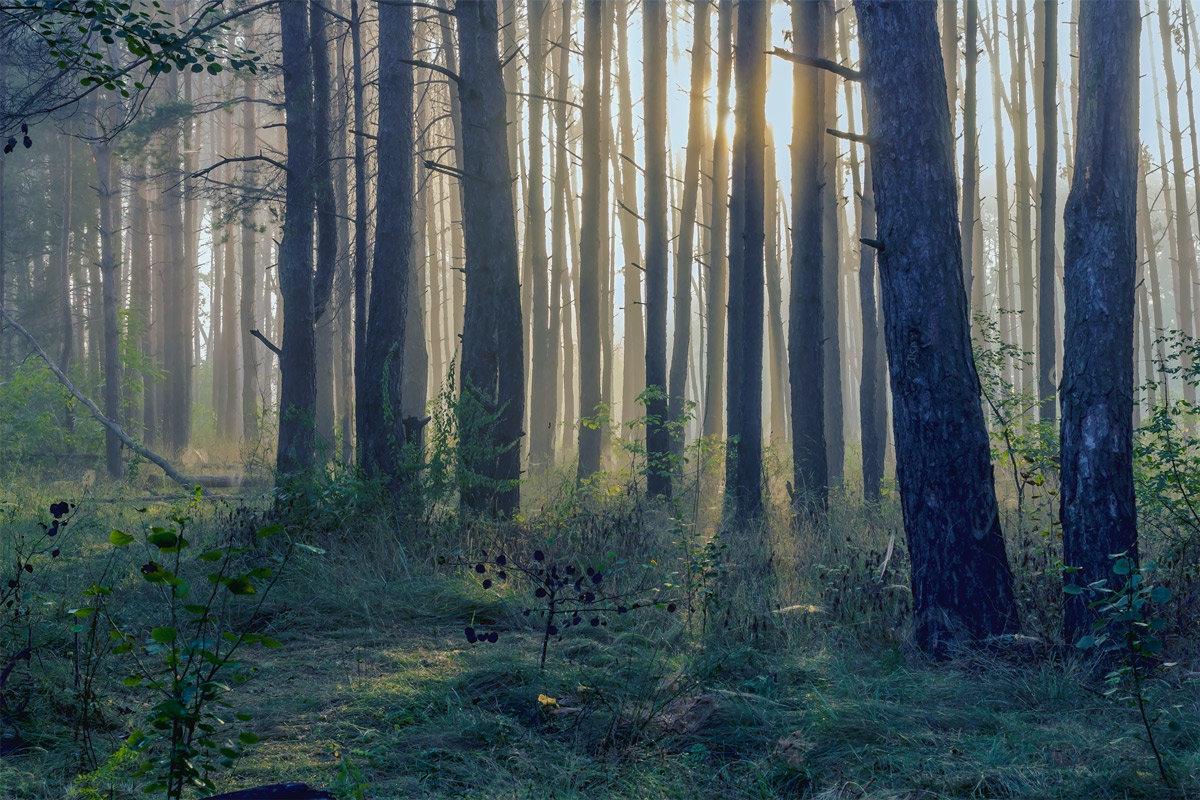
[0,477,1198,800]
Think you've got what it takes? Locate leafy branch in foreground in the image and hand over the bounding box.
[74,490,291,800]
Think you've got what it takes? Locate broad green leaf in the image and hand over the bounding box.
[150,626,177,644]
[109,530,135,546]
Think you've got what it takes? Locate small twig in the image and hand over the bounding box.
[424,159,465,179]
[860,237,884,252]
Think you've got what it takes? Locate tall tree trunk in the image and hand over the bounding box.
[311,1,337,451]
[526,0,554,470]
[668,0,711,462]
[615,2,645,432]
[702,0,733,440]
[546,0,571,466]
[1011,3,1035,385]
[59,134,74,433]
[643,0,671,499]
[855,0,1018,657]
[961,0,980,315]
[765,137,788,444]
[840,8,887,502]
[350,0,369,461]
[726,0,767,521]
[129,161,151,438]
[821,0,843,487]
[1036,0,1058,424]
[1138,153,1170,403]
[456,0,524,516]
[361,0,416,505]
[91,134,122,478]
[1158,0,1197,402]
[276,0,317,476]
[577,0,606,482]
[221,114,240,441]
[1060,0,1140,642]
[790,1,827,506]
[241,75,260,443]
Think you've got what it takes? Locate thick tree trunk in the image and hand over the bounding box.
[1060,1,1140,641]
[789,1,827,506]
[726,0,767,521]
[276,0,317,476]
[457,0,524,516]
[855,0,1017,657]
[360,0,415,504]
[643,0,670,499]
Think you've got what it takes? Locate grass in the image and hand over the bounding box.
[0,471,1196,800]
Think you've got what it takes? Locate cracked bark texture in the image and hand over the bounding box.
[854,0,1017,656]
[1060,0,1140,641]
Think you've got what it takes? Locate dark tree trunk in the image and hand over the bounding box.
[1060,0,1140,641]
[725,0,767,522]
[276,0,317,476]
[702,0,733,441]
[855,0,1017,657]
[577,0,605,483]
[1036,0,1058,424]
[789,0,827,506]
[360,0,415,504]
[643,0,670,499]
[667,0,711,462]
[456,0,524,517]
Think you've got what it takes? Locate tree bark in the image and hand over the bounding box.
[241,74,260,443]
[276,0,317,476]
[790,0,827,506]
[855,0,1018,657]
[1060,0,1140,641]
[643,0,670,499]
[456,0,524,516]
[577,0,605,483]
[526,0,554,470]
[667,0,711,463]
[1036,0,1058,424]
[361,0,415,504]
[726,0,767,521]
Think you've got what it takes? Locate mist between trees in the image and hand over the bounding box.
[0,0,1192,659]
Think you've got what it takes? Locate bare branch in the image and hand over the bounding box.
[769,47,862,81]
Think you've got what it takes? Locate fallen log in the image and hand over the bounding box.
[0,305,198,492]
